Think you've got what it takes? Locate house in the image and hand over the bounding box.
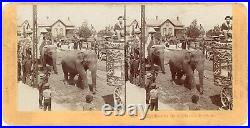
[127,16,185,38]
[38,17,75,38]
[146,16,185,38]
[18,17,75,38]
[17,20,32,37]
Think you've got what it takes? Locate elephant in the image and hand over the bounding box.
[61,50,97,93]
[168,49,205,94]
[40,45,58,74]
[148,45,166,74]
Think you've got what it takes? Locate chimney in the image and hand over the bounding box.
[156,16,158,20]
[177,16,179,21]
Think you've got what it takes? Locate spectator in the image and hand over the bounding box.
[149,83,159,111]
[38,73,47,109]
[187,95,202,110]
[43,83,52,111]
[114,16,124,40]
[82,95,96,111]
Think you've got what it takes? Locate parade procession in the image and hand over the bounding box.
[16,4,233,111]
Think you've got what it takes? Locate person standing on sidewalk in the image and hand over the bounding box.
[38,73,47,109]
[43,83,52,111]
[149,83,159,111]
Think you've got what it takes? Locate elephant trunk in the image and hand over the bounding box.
[160,55,165,74]
[52,53,58,74]
[91,70,97,91]
[198,70,204,93]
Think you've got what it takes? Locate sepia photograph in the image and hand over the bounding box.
[3,2,248,125]
[16,3,233,112]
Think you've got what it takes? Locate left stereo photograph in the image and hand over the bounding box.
[16,4,126,111]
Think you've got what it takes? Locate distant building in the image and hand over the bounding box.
[127,16,185,38]
[17,20,32,37]
[18,17,76,38]
[146,16,185,37]
[38,17,75,38]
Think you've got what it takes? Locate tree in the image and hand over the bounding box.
[97,26,113,37]
[206,25,221,37]
[185,19,202,38]
[77,25,92,39]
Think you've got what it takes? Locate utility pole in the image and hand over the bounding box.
[123,4,127,108]
[139,5,146,87]
[32,5,38,87]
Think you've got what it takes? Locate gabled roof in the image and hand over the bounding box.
[38,17,74,27]
[146,19,164,27]
[146,18,184,27]
[168,19,184,27]
[17,20,31,27]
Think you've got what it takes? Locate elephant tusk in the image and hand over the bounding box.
[164,62,169,65]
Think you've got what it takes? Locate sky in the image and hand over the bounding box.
[17,3,232,31]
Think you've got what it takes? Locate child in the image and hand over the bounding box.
[82,95,96,111]
[187,95,202,110]
[149,83,159,111]
[38,73,46,109]
[43,83,52,111]
[145,73,154,104]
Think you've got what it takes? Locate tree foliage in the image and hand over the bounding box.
[206,25,221,37]
[97,27,113,37]
[77,25,93,39]
[185,19,202,38]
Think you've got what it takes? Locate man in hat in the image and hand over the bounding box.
[221,16,232,40]
[114,16,124,40]
[43,83,52,111]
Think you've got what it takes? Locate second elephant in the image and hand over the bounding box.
[169,49,205,94]
[61,50,98,93]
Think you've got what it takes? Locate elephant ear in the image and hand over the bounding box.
[77,51,89,63]
[77,51,84,62]
[184,51,192,64]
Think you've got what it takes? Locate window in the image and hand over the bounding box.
[55,28,58,35]
[168,28,172,35]
[163,28,167,35]
[60,28,63,35]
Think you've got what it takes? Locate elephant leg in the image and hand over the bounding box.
[169,61,176,83]
[52,58,58,74]
[69,74,76,85]
[61,62,69,84]
[183,65,196,91]
[76,75,84,89]
[198,71,204,94]
[91,70,97,93]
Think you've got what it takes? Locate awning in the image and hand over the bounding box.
[148,27,156,34]
[40,28,48,34]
